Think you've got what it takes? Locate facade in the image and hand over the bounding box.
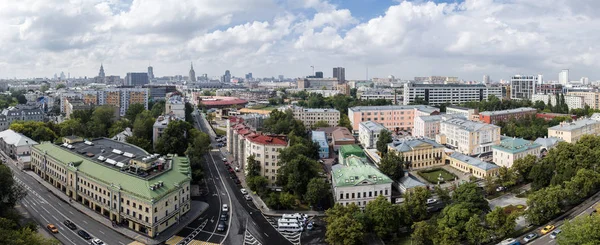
[0,105,45,131]
[98,88,149,117]
[446,152,499,179]
[0,129,38,169]
[531,94,584,110]
[297,78,339,90]
[492,137,541,168]
[311,131,329,159]
[333,67,345,82]
[165,93,185,118]
[189,63,196,82]
[292,106,340,129]
[388,138,444,170]
[403,83,502,105]
[510,75,539,100]
[331,156,393,208]
[446,106,479,120]
[125,72,149,86]
[479,107,537,124]
[153,115,181,146]
[439,116,501,155]
[30,138,191,238]
[548,119,600,143]
[348,105,440,133]
[559,69,569,85]
[64,98,93,119]
[358,121,388,149]
[359,90,397,103]
[567,91,600,109]
[412,115,443,139]
[536,113,577,121]
[331,128,356,152]
[144,85,177,101]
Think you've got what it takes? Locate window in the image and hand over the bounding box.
[369,191,372,197]
[345,193,349,199]
[154,217,157,222]
[165,201,168,207]
[351,193,355,199]
[133,203,136,208]
[146,207,149,213]
[340,194,343,199]
[127,200,130,205]
[154,207,157,212]
[146,217,149,223]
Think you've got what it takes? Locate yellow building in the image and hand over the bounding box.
[388,138,445,170]
[30,137,191,238]
[445,152,499,179]
[548,119,600,143]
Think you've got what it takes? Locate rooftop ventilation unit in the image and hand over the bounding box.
[116,162,125,168]
[67,144,74,149]
[106,159,116,165]
[98,156,106,161]
[84,141,94,146]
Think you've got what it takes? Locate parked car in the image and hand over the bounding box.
[222,158,227,162]
[496,186,506,192]
[217,221,227,232]
[63,220,77,230]
[550,229,562,239]
[241,189,248,195]
[235,167,240,172]
[46,224,58,233]
[523,233,537,243]
[90,238,105,245]
[77,230,92,240]
[220,213,228,221]
[222,204,229,212]
[426,198,437,204]
[541,225,555,235]
[244,195,252,201]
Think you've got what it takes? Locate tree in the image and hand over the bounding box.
[365,195,400,239]
[56,84,66,89]
[564,168,600,201]
[529,160,554,190]
[0,165,26,216]
[0,217,60,245]
[483,175,497,195]
[378,151,404,181]
[277,155,320,197]
[486,207,517,238]
[525,185,565,225]
[154,120,192,155]
[15,94,26,104]
[10,121,57,142]
[338,114,352,131]
[125,103,145,123]
[59,119,83,137]
[32,127,56,142]
[40,84,49,93]
[411,221,435,245]
[304,178,329,207]
[246,155,261,177]
[404,187,430,222]
[312,120,330,129]
[185,102,194,123]
[186,129,211,169]
[512,155,537,183]
[496,166,518,188]
[434,185,451,204]
[433,226,460,245]
[325,204,365,245]
[437,203,473,237]
[557,214,600,245]
[246,176,269,195]
[465,215,491,245]
[108,119,130,137]
[279,192,296,209]
[452,182,489,212]
[376,130,392,155]
[151,100,165,117]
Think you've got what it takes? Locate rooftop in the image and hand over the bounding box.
[400,174,426,189]
[246,134,287,146]
[348,105,438,112]
[548,118,600,132]
[294,107,340,113]
[154,115,181,128]
[442,117,500,132]
[331,156,393,187]
[198,96,248,106]
[359,121,387,132]
[390,138,444,153]
[332,127,355,142]
[533,137,563,149]
[492,137,541,154]
[479,107,537,116]
[339,144,365,159]
[416,115,443,122]
[446,105,474,111]
[449,152,499,171]
[0,129,38,147]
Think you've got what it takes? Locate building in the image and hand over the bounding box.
[189,63,196,82]
[0,129,38,169]
[332,128,356,152]
[536,84,563,95]
[331,155,393,208]
[446,152,499,179]
[292,107,340,129]
[567,91,600,109]
[99,64,106,79]
[483,75,490,84]
[147,66,154,80]
[297,78,339,90]
[559,69,569,85]
[312,131,329,159]
[510,75,539,100]
[412,115,443,139]
[534,136,563,155]
[333,67,345,82]
[359,90,398,103]
[64,98,93,120]
[315,126,347,142]
[388,138,444,170]
[492,137,541,168]
[438,116,501,155]
[165,93,185,118]
[358,121,388,149]
[97,88,149,117]
[153,115,181,146]
[125,72,149,86]
[30,137,191,238]
[192,95,248,109]
[548,118,600,143]
[144,85,178,101]
[338,144,365,165]
[479,107,537,124]
[348,105,440,133]
[446,106,479,120]
[112,127,132,143]
[536,113,577,121]
[531,94,584,110]
[222,70,231,83]
[0,105,45,131]
[403,82,502,105]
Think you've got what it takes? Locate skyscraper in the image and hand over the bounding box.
[99,64,105,79]
[333,67,345,82]
[189,63,197,82]
[125,73,149,86]
[245,73,253,80]
[559,69,569,85]
[483,75,490,84]
[315,71,324,78]
[222,70,231,83]
[148,66,154,80]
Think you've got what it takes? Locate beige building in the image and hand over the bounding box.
[446,152,499,179]
[292,106,340,128]
[567,91,600,109]
[30,137,191,238]
[492,137,541,168]
[165,93,185,118]
[332,155,393,208]
[438,116,501,155]
[548,118,600,143]
[388,138,445,170]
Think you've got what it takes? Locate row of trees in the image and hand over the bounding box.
[495,114,570,140]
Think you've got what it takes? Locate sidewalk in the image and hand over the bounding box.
[24,171,209,245]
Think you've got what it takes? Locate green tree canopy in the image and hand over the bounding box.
[304,178,329,207]
[557,214,600,245]
[378,151,404,181]
[376,130,392,155]
[154,120,192,155]
[365,195,401,239]
[125,103,146,123]
[325,204,365,245]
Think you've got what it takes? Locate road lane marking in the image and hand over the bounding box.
[52,215,58,220]
[83,220,88,224]
[264,232,269,237]
[69,211,74,215]
[99,230,105,235]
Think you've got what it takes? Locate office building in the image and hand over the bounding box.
[125,73,149,86]
[483,75,490,84]
[403,82,502,105]
[165,93,185,118]
[531,94,584,110]
[446,152,499,179]
[147,66,154,80]
[548,118,600,143]
[388,138,445,170]
[359,90,397,103]
[245,73,253,80]
[333,67,345,82]
[30,137,191,238]
[559,69,569,85]
[479,107,537,124]
[315,71,324,78]
[492,137,541,168]
[144,85,178,101]
[189,63,196,82]
[438,116,501,155]
[510,75,539,100]
[297,78,339,90]
[332,155,392,208]
[222,70,231,83]
[311,131,329,159]
[412,115,443,139]
[292,106,340,129]
[358,121,388,149]
[348,105,439,133]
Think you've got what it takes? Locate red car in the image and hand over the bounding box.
[224,162,230,166]
[228,168,234,173]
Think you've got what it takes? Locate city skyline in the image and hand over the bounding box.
[1,0,599,81]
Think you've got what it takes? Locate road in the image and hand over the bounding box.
[3,153,134,245]
[174,111,291,245]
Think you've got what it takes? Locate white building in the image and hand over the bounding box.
[438,116,501,155]
[559,69,569,85]
[531,94,585,109]
[359,90,397,102]
[492,137,541,168]
[511,75,539,100]
[403,82,502,105]
[165,93,185,118]
[0,129,38,169]
[446,106,479,120]
[292,106,340,128]
[331,155,393,208]
[358,121,388,149]
[412,115,442,139]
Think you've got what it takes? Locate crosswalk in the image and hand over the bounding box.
[243,230,262,245]
[265,217,301,245]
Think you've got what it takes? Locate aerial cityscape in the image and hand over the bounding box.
[1,1,599,245]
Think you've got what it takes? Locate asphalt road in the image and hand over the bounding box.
[174,111,291,245]
[4,153,134,245]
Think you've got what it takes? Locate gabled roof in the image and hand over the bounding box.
[492,137,541,154]
[331,156,393,188]
[390,138,444,153]
[449,152,499,171]
[0,129,38,147]
[533,137,563,149]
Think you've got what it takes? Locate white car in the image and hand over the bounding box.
[496,186,506,192]
[244,195,252,201]
[550,229,562,239]
[240,189,248,195]
[222,204,229,212]
[426,198,437,204]
[90,238,104,245]
[222,158,227,162]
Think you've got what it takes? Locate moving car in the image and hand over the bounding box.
[523,233,537,243]
[46,224,58,233]
[222,204,229,212]
[217,221,227,232]
[78,230,92,240]
[550,229,562,239]
[91,238,105,245]
[240,189,248,195]
[63,220,77,230]
[541,225,555,235]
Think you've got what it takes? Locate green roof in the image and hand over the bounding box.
[339,144,365,159]
[331,156,393,187]
[33,142,190,202]
[491,137,541,154]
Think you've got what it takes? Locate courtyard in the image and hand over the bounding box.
[418,168,458,184]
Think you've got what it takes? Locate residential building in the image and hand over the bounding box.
[0,105,45,130]
[153,115,181,146]
[315,126,347,142]
[333,67,345,82]
[536,113,577,121]
[536,84,563,95]
[125,72,149,86]
[446,152,499,179]
[0,129,38,169]
[30,137,191,238]
[359,90,397,103]
[358,121,388,149]
[403,82,502,105]
[548,118,600,143]
[338,145,365,165]
[438,116,501,155]
[348,105,440,133]
[331,155,393,208]
[567,91,600,109]
[492,137,541,168]
[446,106,479,120]
[412,115,442,139]
[64,98,93,119]
[534,136,563,155]
[332,128,356,152]
[98,88,149,116]
[479,107,537,124]
[297,78,339,90]
[510,75,539,100]
[312,131,329,159]
[292,106,340,129]
[112,127,132,143]
[531,94,585,110]
[165,93,185,118]
[388,138,444,170]
[559,69,569,85]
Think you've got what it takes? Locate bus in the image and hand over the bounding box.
[277,221,303,232]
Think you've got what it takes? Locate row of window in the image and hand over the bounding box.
[339,189,388,200]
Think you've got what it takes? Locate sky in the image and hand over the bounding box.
[1,0,599,82]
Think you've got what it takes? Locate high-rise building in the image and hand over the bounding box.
[125,72,149,86]
[581,77,589,85]
[315,71,324,78]
[189,63,196,82]
[333,67,345,82]
[222,70,231,83]
[245,73,253,80]
[98,64,105,79]
[510,75,538,100]
[278,75,284,81]
[483,75,490,84]
[559,69,569,85]
[147,66,154,80]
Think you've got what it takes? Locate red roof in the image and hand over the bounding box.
[246,134,287,146]
[201,98,248,106]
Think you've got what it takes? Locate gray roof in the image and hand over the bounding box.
[0,129,38,147]
[417,115,443,122]
[349,105,438,112]
[442,117,500,132]
[390,138,444,153]
[400,174,426,189]
[359,121,387,132]
[450,152,499,171]
[479,107,536,116]
[548,118,600,132]
[534,137,563,149]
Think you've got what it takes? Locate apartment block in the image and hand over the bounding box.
[548,119,600,143]
[98,88,149,116]
[446,106,479,120]
[412,115,442,139]
[438,116,501,155]
[348,105,439,133]
[292,106,340,128]
[479,107,537,124]
[358,121,388,149]
[492,137,541,168]
[388,138,444,170]
[0,105,45,131]
[531,94,584,110]
[332,155,392,208]
[567,91,600,109]
[403,83,502,105]
[510,75,539,100]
